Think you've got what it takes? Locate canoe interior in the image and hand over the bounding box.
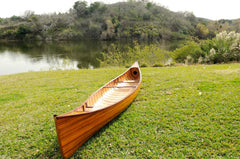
[58,65,141,117]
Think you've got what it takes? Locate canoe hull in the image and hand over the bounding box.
[54,83,141,158]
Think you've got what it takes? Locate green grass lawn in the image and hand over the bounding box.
[1,64,240,158]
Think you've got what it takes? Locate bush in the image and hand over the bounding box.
[16,25,31,40]
[87,23,102,38]
[170,62,176,66]
[140,63,148,67]
[99,42,171,67]
[210,31,240,63]
[172,41,204,63]
[198,56,204,64]
[58,28,83,40]
[172,31,240,64]
[185,55,194,65]
[0,29,17,39]
[152,63,163,67]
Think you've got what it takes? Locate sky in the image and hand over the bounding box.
[0,0,239,20]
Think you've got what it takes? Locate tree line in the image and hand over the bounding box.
[0,0,239,41]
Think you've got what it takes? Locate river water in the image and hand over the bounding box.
[0,40,181,75]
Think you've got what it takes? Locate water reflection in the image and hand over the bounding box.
[0,41,105,75]
[0,40,182,75]
[0,51,79,75]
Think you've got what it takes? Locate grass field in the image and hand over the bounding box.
[1,64,240,158]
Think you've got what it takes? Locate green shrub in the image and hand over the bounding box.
[140,63,148,67]
[1,29,17,39]
[200,39,214,53]
[170,62,176,66]
[125,65,131,68]
[59,28,83,40]
[172,41,204,63]
[172,31,240,64]
[16,25,31,40]
[87,23,102,38]
[152,63,163,67]
[99,41,171,67]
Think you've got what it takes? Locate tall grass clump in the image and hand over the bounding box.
[205,31,240,63]
[99,41,171,67]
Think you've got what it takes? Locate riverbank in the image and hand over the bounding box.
[1,64,240,158]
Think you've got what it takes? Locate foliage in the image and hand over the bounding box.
[99,41,171,67]
[58,27,83,40]
[170,61,176,66]
[86,22,102,39]
[172,40,204,63]
[140,63,148,67]
[0,1,210,41]
[146,2,153,9]
[23,10,35,20]
[185,55,194,65]
[16,25,31,40]
[89,2,101,13]
[1,64,240,158]
[0,29,17,40]
[209,31,240,63]
[1,1,240,41]
[207,19,240,34]
[195,23,209,39]
[172,31,240,64]
[152,63,163,67]
[73,1,88,17]
[10,15,23,21]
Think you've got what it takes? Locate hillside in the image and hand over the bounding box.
[0,1,239,41]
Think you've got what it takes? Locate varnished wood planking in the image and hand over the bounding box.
[54,62,141,158]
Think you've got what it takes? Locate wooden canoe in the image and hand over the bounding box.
[53,61,141,158]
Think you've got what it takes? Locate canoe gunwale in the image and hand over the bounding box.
[54,62,141,119]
